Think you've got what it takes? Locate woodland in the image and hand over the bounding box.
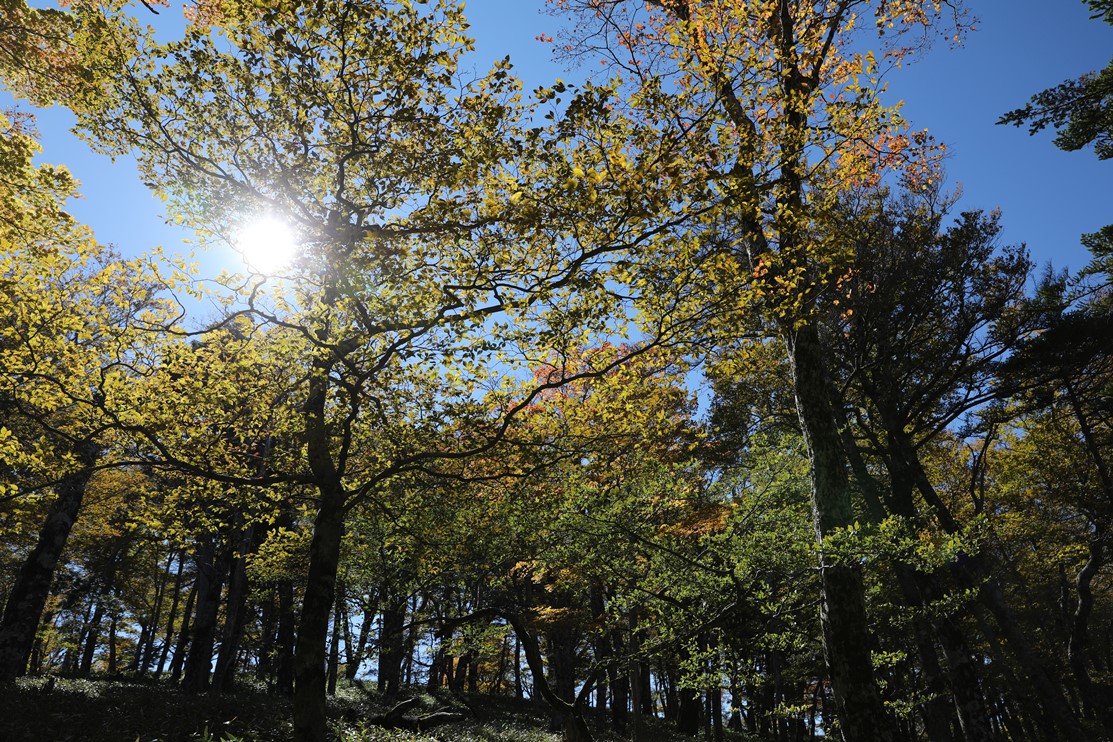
[0,0,1111,741]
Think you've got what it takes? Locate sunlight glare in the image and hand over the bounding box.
[236,215,299,272]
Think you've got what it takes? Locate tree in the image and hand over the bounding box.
[2,1,702,738]
[0,113,175,681]
[1000,0,1113,257]
[549,2,966,737]
[813,186,1062,740]
[991,269,1113,735]
[1000,0,1113,161]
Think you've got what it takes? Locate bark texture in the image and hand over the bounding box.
[787,326,895,742]
[0,444,97,682]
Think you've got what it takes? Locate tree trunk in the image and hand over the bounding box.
[346,596,375,681]
[275,577,296,697]
[546,625,579,732]
[107,613,118,675]
[327,584,342,696]
[28,607,55,674]
[257,587,278,680]
[169,580,197,683]
[507,613,596,742]
[378,594,407,697]
[213,524,260,693]
[156,560,187,676]
[630,660,646,741]
[138,546,176,674]
[451,649,469,692]
[182,536,226,693]
[0,444,97,681]
[901,586,956,742]
[79,599,106,675]
[1069,537,1111,733]
[786,326,894,742]
[676,644,702,736]
[291,479,346,742]
[514,634,523,699]
[428,618,448,691]
[709,634,724,742]
[608,630,628,735]
[401,594,423,687]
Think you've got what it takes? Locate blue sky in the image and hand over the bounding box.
[5,0,1111,296]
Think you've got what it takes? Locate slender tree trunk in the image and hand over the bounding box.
[451,649,469,692]
[401,594,423,688]
[28,607,55,674]
[257,587,278,680]
[493,632,510,694]
[276,577,296,698]
[346,597,375,681]
[169,580,197,683]
[107,613,118,675]
[291,477,346,742]
[1069,537,1111,732]
[931,612,994,742]
[130,620,151,675]
[378,594,407,697]
[709,634,724,742]
[0,444,97,681]
[428,619,448,691]
[340,588,354,677]
[63,602,95,673]
[327,585,342,696]
[156,561,187,677]
[609,629,628,735]
[467,652,480,693]
[514,634,523,699]
[213,524,259,694]
[182,537,226,693]
[138,546,176,674]
[902,589,956,742]
[79,599,106,675]
[588,586,611,731]
[630,660,645,741]
[883,464,961,742]
[78,540,126,677]
[640,664,654,717]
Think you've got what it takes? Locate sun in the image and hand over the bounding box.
[235,215,299,272]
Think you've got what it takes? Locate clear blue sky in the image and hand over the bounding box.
[4,0,1111,297]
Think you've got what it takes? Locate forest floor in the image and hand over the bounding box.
[0,676,699,742]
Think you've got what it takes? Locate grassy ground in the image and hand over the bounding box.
[1,676,694,742]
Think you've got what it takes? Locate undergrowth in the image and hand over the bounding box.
[0,675,708,741]
[0,675,565,742]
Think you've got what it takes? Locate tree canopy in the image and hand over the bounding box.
[0,2,1110,742]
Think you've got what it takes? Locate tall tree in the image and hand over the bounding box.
[814,186,1076,740]
[2,1,700,738]
[550,2,966,737]
[0,113,174,681]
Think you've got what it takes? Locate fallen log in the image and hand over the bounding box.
[364,697,467,732]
